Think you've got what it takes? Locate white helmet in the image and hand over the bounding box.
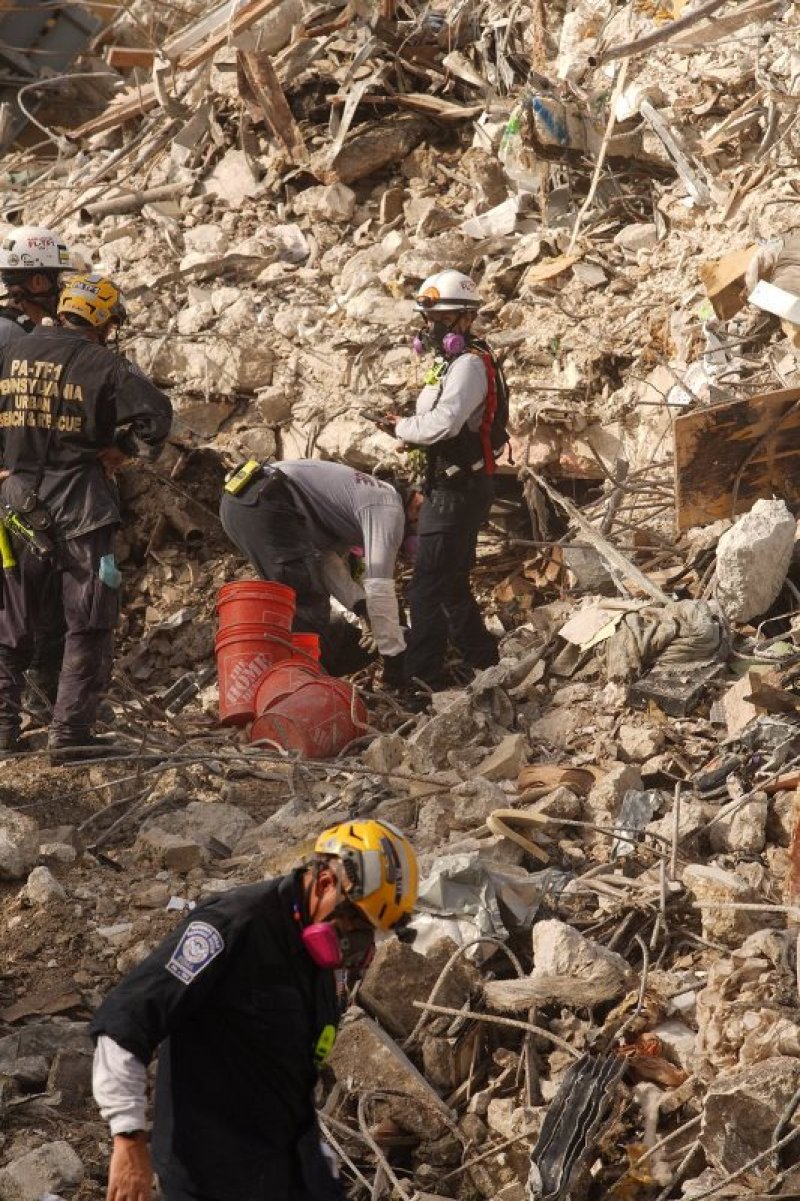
[413,269,482,313]
[0,226,72,274]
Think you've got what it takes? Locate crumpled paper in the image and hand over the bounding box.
[408,851,571,961]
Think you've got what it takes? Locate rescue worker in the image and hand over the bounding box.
[220,459,418,682]
[90,819,419,1201]
[0,272,173,760]
[382,270,506,692]
[0,224,73,348]
[0,225,76,709]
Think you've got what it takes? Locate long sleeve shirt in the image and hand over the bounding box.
[395,354,487,446]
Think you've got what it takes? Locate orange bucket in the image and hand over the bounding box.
[250,677,368,758]
[217,581,295,632]
[254,658,323,716]
[291,632,321,662]
[215,623,293,725]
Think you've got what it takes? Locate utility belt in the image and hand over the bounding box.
[224,459,292,501]
[0,478,54,559]
[426,453,488,494]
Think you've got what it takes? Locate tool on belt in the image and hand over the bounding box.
[224,459,262,495]
[0,523,16,570]
[0,502,53,558]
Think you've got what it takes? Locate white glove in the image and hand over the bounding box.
[363,577,406,657]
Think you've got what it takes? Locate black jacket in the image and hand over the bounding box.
[89,875,341,1201]
[0,325,172,539]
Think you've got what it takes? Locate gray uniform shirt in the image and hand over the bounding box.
[395,354,487,445]
[276,460,404,579]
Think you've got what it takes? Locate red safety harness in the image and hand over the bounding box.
[474,349,498,476]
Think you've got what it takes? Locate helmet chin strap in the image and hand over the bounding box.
[4,277,59,317]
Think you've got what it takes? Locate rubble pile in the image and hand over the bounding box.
[3,0,800,1198]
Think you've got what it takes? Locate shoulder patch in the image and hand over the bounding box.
[165,920,224,985]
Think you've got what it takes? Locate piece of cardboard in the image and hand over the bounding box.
[673,386,800,529]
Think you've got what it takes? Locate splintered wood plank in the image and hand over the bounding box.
[673,387,800,530]
[238,50,308,164]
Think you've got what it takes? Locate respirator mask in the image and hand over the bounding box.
[301,899,376,972]
[412,319,466,358]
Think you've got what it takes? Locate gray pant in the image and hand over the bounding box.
[0,526,119,741]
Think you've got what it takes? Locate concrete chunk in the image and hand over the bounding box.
[484,919,631,1009]
[682,864,756,946]
[0,1141,83,1201]
[477,733,527,781]
[0,804,39,881]
[327,1010,452,1137]
[360,938,476,1040]
[701,1056,800,1173]
[21,865,66,905]
[715,499,796,622]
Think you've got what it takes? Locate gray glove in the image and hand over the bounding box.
[353,601,377,653]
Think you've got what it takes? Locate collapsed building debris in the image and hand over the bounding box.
[3,0,800,1198]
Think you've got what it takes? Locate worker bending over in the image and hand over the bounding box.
[220,458,418,682]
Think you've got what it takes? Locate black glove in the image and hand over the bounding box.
[381,651,406,688]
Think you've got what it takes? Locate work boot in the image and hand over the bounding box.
[0,730,23,755]
[48,734,127,767]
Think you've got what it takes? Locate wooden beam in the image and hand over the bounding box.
[237,50,308,164]
[175,0,288,72]
[105,46,156,69]
[674,386,800,530]
[67,85,157,139]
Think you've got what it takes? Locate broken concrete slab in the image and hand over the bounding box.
[326,1009,453,1138]
[134,828,205,872]
[407,696,484,774]
[682,864,757,946]
[586,764,643,817]
[617,723,665,764]
[701,1056,800,1173]
[360,937,477,1041]
[293,183,356,224]
[0,805,40,881]
[708,794,768,855]
[451,777,509,830]
[715,498,796,623]
[477,733,528,782]
[0,1141,84,1201]
[202,148,260,204]
[143,801,255,856]
[484,919,631,1009]
[46,1047,94,1110]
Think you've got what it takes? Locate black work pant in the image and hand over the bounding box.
[0,526,119,741]
[221,476,330,631]
[405,476,499,685]
[220,478,366,675]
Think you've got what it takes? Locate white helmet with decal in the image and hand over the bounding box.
[0,225,72,273]
[413,269,482,313]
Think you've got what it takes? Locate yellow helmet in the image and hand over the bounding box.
[58,272,127,329]
[315,819,418,931]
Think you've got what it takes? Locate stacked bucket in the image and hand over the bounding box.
[215,581,367,758]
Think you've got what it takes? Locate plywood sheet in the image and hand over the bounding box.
[674,387,800,530]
